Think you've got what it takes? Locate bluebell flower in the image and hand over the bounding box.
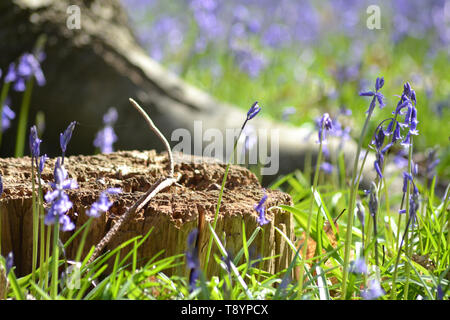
[361,279,385,300]
[29,125,41,158]
[39,154,48,174]
[349,257,368,274]
[436,285,444,300]
[316,113,333,143]
[94,108,118,154]
[359,77,385,114]
[0,173,3,196]
[402,171,413,193]
[44,158,78,231]
[374,153,384,179]
[103,108,118,126]
[94,126,118,154]
[86,188,122,218]
[320,162,333,174]
[281,106,296,121]
[6,53,46,92]
[375,77,385,91]
[373,128,385,150]
[254,191,270,226]
[1,99,15,132]
[60,121,77,157]
[186,228,200,292]
[246,101,261,121]
[4,63,17,84]
[5,252,14,275]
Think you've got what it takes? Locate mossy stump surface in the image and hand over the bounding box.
[0,150,294,277]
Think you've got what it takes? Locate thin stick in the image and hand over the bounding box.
[128,98,174,178]
[87,98,176,264]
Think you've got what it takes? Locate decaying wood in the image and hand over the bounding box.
[0,151,294,277]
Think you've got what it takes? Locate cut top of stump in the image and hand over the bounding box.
[0,150,294,276]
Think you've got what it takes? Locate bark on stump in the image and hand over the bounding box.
[0,150,294,277]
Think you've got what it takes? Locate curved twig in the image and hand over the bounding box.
[87,98,177,264]
[129,98,174,178]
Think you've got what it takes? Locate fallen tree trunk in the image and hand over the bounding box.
[0,150,294,277]
[0,0,395,191]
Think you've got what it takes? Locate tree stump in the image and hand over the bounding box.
[0,150,294,277]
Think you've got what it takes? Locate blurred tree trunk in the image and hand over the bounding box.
[0,0,388,189]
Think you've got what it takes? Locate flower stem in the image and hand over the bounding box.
[204,123,246,273]
[341,107,374,298]
[403,136,414,299]
[51,221,60,299]
[31,158,38,284]
[0,81,11,147]
[14,77,34,158]
[297,128,324,297]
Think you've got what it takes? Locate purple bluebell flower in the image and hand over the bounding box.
[320,162,333,174]
[374,153,384,179]
[329,118,351,141]
[316,113,333,143]
[246,101,261,121]
[361,279,385,300]
[4,63,17,83]
[6,53,46,92]
[39,154,48,174]
[186,228,200,292]
[375,77,385,91]
[359,77,385,113]
[373,129,385,150]
[0,174,3,196]
[86,188,122,218]
[103,108,118,126]
[349,257,368,274]
[44,158,78,231]
[281,106,296,121]
[403,82,411,97]
[60,121,76,156]
[1,99,15,132]
[29,125,41,158]
[436,285,444,300]
[402,171,413,193]
[93,126,118,154]
[94,108,118,154]
[5,252,14,275]
[254,191,269,226]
